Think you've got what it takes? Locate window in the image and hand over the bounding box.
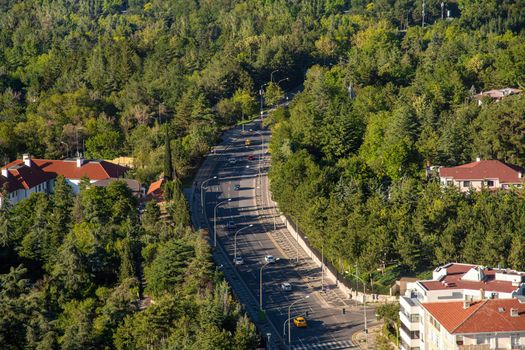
[429,316,440,331]
[410,314,420,323]
[511,334,520,347]
[476,335,487,345]
[446,180,453,186]
[485,180,494,187]
[463,181,470,187]
[456,335,464,346]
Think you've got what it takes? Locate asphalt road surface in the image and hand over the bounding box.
[189,118,375,350]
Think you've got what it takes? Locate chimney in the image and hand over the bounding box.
[510,308,519,317]
[480,288,485,300]
[22,154,31,167]
[1,168,7,178]
[463,300,470,309]
[476,157,481,162]
[76,154,84,168]
[519,172,522,179]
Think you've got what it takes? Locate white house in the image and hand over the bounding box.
[0,154,130,205]
[439,159,524,192]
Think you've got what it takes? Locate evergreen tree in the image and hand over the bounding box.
[164,128,173,181]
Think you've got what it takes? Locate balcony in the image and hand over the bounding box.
[399,311,420,331]
[400,323,420,348]
[400,296,419,314]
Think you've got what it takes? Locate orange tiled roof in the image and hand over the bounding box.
[1,158,129,193]
[420,264,525,294]
[147,178,165,195]
[423,299,525,334]
[439,160,524,184]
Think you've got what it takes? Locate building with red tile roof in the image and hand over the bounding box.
[146,178,165,200]
[439,159,524,192]
[399,263,525,350]
[420,299,525,349]
[0,154,130,205]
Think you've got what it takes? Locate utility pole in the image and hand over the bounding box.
[441,2,445,20]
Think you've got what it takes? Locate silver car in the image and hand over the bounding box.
[281,282,292,291]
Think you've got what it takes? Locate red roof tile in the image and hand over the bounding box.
[147,178,165,195]
[423,299,525,334]
[1,158,129,193]
[421,265,524,294]
[422,300,485,333]
[439,160,524,184]
[31,159,128,180]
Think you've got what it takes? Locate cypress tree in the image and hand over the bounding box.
[164,127,173,180]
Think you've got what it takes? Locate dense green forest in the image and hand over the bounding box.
[0,176,258,349]
[2,0,525,346]
[267,1,525,291]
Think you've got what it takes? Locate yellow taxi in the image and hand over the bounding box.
[293,316,307,328]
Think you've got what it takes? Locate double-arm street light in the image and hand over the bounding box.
[346,268,368,349]
[214,198,231,248]
[288,295,310,348]
[260,258,280,311]
[201,176,217,215]
[234,224,253,261]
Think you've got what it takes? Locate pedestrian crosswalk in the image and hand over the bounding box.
[291,340,356,349]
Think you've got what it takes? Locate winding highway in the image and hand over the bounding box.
[189,118,375,349]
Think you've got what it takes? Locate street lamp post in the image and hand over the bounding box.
[234,224,253,261]
[276,77,289,86]
[270,69,279,82]
[288,295,310,348]
[259,82,270,117]
[214,198,231,248]
[260,258,279,310]
[201,176,217,215]
[352,267,368,349]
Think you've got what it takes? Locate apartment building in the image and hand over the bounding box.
[422,298,525,350]
[400,263,525,350]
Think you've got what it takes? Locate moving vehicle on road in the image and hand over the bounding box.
[227,221,236,230]
[228,158,237,164]
[233,256,244,265]
[264,255,275,263]
[233,184,240,190]
[293,316,307,328]
[281,282,292,291]
[247,154,254,161]
[244,139,251,146]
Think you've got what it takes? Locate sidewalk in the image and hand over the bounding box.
[351,324,382,350]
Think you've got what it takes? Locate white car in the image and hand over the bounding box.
[281,282,292,291]
[264,255,275,263]
[233,256,244,265]
[229,158,237,165]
